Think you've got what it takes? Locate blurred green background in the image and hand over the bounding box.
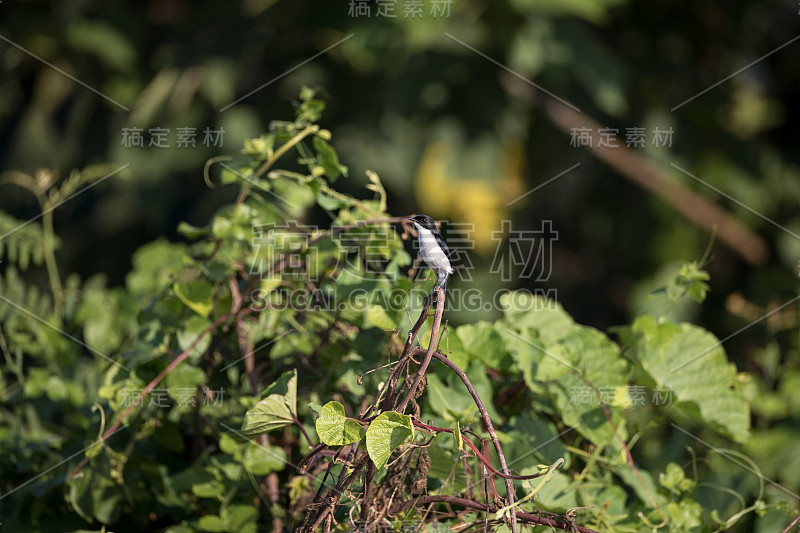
[3,1,800,329]
[2,0,800,528]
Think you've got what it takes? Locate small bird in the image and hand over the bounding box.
[407,214,454,292]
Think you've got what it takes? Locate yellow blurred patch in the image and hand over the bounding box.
[414,140,526,254]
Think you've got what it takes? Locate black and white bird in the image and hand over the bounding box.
[407,214,453,291]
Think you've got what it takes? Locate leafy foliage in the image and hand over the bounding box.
[0,89,794,532]
[0,211,48,271]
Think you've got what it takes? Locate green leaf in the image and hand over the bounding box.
[442,327,470,369]
[502,327,545,394]
[426,374,474,421]
[365,411,414,469]
[242,443,287,475]
[171,465,215,492]
[271,178,316,213]
[176,315,212,358]
[0,211,48,270]
[68,469,95,522]
[192,480,225,498]
[364,304,398,330]
[296,86,326,123]
[532,326,629,447]
[219,433,240,455]
[224,505,259,532]
[314,401,365,446]
[177,221,210,239]
[659,462,696,495]
[66,20,136,71]
[220,166,240,185]
[314,186,348,211]
[166,362,206,397]
[126,239,188,295]
[212,455,243,481]
[499,291,577,344]
[666,499,703,529]
[93,491,122,524]
[455,321,508,367]
[504,416,569,470]
[616,463,661,507]
[198,515,226,532]
[313,136,348,181]
[672,261,710,304]
[77,280,132,354]
[526,470,578,509]
[239,370,298,438]
[632,315,751,443]
[174,280,214,318]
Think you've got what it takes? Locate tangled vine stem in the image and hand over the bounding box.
[397,288,522,533]
[297,284,596,532]
[395,287,447,413]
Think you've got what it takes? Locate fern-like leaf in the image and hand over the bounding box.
[0,210,52,271]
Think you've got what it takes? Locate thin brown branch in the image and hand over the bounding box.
[360,461,376,525]
[783,513,800,533]
[396,287,446,413]
[501,73,769,265]
[229,277,258,395]
[297,443,329,472]
[294,416,315,448]
[366,295,433,417]
[543,99,769,265]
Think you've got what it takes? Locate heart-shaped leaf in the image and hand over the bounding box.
[314,401,364,446]
[365,411,414,469]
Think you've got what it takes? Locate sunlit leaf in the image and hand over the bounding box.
[365,411,414,469]
[314,401,365,446]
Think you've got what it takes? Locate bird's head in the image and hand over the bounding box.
[407,214,438,232]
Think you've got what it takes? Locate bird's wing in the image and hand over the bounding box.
[433,231,451,258]
[433,231,454,273]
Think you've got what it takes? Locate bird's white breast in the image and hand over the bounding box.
[415,224,453,274]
